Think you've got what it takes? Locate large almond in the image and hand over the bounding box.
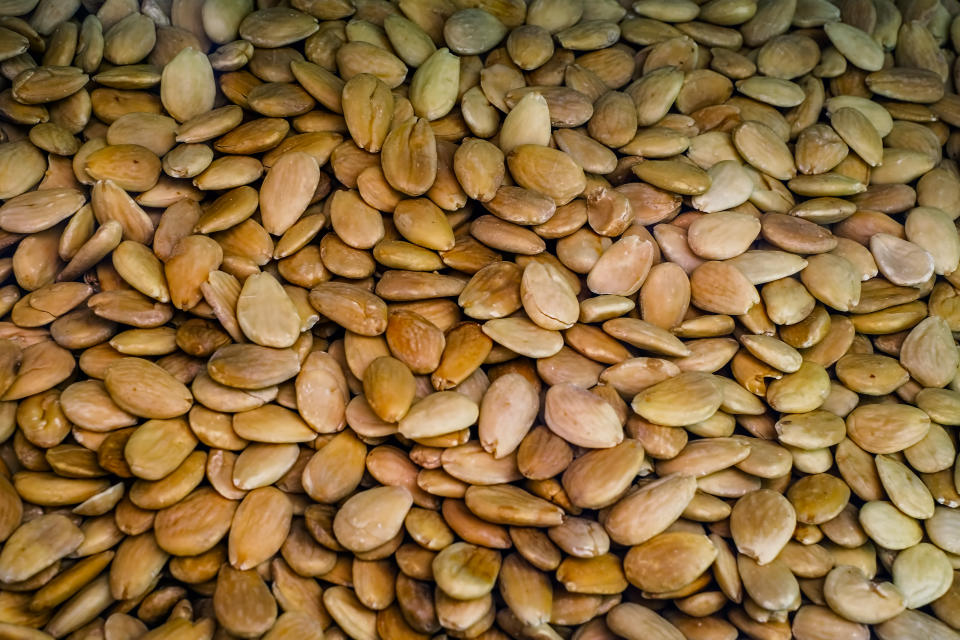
[237,271,301,348]
[544,383,623,449]
[632,372,722,427]
[104,357,193,419]
[229,486,293,570]
[333,486,413,553]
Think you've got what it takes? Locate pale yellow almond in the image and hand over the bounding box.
[111,240,169,302]
[870,233,935,287]
[124,417,197,481]
[444,8,508,54]
[478,372,539,459]
[499,90,551,156]
[393,197,455,251]
[687,212,761,261]
[823,21,884,72]
[207,343,300,389]
[603,317,690,357]
[383,14,436,67]
[109,531,169,600]
[336,40,407,88]
[824,565,905,624]
[800,253,861,312]
[875,454,935,520]
[900,316,959,388]
[633,158,710,196]
[409,47,459,122]
[160,47,214,123]
[737,76,806,108]
[632,372,722,427]
[0,188,85,234]
[733,120,796,181]
[607,603,685,640]
[830,107,882,167]
[845,404,931,454]
[766,361,830,414]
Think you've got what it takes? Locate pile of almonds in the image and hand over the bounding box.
[1,0,960,638]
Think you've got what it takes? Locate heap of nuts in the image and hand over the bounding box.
[0,0,958,638]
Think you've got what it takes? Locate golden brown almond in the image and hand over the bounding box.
[214,565,278,638]
[604,474,697,546]
[108,530,169,600]
[154,488,237,557]
[0,188,85,234]
[463,484,564,527]
[228,486,292,570]
[124,417,196,481]
[624,532,717,594]
[0,514,83,584]
[309,282,387,336]
[104,357,192,419]
[544,382,623,448]
[207,343,300,389]
[507,144,586,206]
[0,2,955,633]
[232,404,314,443]
[164,234,223,311]
[259,151,320,237]
[398,391,478,440]
[381,117,437,197]
[823,565,905,624]
[85,143,161,192]
[333,486,413,553]
[632,372,722,427]
[363,356,416,423]
[845,403,930,454]
[561,439,645,509]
